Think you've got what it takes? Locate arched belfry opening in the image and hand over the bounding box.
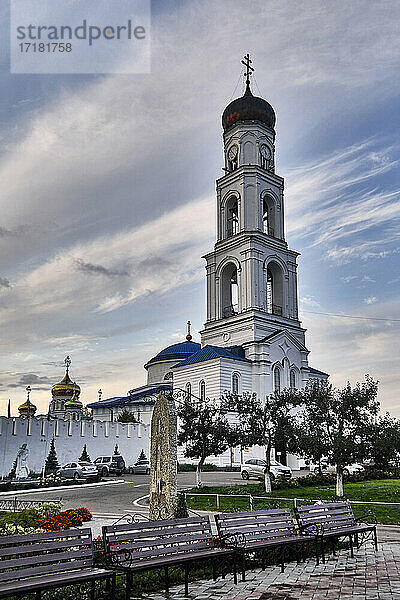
[226,196,239,237]
[262,196,275,237]
[266,261,284,316]
[221,262,239,317]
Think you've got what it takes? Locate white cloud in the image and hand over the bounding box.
[364,296,378,305]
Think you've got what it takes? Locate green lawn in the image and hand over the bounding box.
[185,479,400,524]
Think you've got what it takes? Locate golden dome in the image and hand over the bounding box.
[51,372,81,398]
[51,357,81,398]
[18,400,37,415]
[65,398,83,410]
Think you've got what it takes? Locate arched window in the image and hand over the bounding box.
[226,197,239,237]
[185,382,191,401]
[290,369,296,390]
[262,196,275,237]
[164,371,173,381]
[199,380,206,401]
[266,262,284,316]
[232,373,239,395]
[274,366,281,393]
[221,262,239,317]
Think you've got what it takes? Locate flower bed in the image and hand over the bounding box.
[34,507,92,531]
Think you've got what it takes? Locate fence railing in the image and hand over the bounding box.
[184,492,400,511]
[0,497,56,512]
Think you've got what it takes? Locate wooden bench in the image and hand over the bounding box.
[215,508,320,581]
[294,501,378,561]
[0,527,115,599]
[103,515,236,599]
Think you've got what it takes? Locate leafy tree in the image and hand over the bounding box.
[117,409,138,423]
[295,375,379,497]
[79,444,91,463]
[177,398,229,487]
[44,438,60,475]
[225,390,301,493]
[368,413,400,468]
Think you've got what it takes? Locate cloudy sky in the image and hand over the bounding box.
[1,0,399,416]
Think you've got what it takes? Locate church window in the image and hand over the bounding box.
[185,382,191,401]
[199,380,206,401]
[227,144,238,171]
[226,197,239,237]
[232,373,239,395]
[290,369,297,390]
[274,366,281,393]
[260,144,272,170]
[262,196,275,237]
[266,262,283,316]
[221,262,239,317]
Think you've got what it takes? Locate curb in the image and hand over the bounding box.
[0,479,125,496]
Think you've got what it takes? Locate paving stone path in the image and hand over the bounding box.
[138,540,400,600]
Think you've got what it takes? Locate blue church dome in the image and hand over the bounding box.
[144,340,201,368]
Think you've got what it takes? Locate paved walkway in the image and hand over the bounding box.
[137,539,400,600]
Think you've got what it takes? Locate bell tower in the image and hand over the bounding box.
[201,56,306,350]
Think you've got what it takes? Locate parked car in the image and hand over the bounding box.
[58,461,98,481]
[309,462,365,475]
[241,458,292,481]
[129,459,150,475]
[93,455,126,476]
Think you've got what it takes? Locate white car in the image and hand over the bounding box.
[241,458,292,481]
[310,462,365,475]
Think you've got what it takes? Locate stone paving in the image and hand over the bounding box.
[137,540,400,600]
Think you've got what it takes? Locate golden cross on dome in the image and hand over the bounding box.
[186,320,192,341]
[241,53,254,87]
[64,355,71,373]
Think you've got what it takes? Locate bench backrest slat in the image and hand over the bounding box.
[0,528,94,584]
[215,509,297,545]
[103,516,215,564]
[295,502,356,532]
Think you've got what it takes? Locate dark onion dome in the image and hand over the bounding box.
[222,82,276,132]
[144,340,201,368]
[51,371,81,398]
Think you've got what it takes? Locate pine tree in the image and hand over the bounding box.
[137,449,147,462]
[79,444,91,463]
[113,444,120,456]
[44,438,60,475]
[175,493,189,518]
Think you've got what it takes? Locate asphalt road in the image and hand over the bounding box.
[1,471,305,516]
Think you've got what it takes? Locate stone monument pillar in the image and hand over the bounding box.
[149,392,177,520]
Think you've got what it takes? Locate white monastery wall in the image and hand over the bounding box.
[0,416,150,478]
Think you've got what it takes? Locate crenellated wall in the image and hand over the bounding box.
[0,416,150,477]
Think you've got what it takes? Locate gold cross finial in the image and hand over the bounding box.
[64,355,71,373]
[186,320,192,341]
[241,53,254,89]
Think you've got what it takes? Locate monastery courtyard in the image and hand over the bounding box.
[141,529,400,600]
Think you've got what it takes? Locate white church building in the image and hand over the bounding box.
[89,61,328,468]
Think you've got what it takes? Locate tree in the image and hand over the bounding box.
[44,438,60,475]
[137,449,147,462]
[117,409,138,423]
[79,444,91,463]
[295,375,379,497]
[177,398,229,487]
[225,390,301,493]
[368,413,400,469]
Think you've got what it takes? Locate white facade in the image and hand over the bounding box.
[0,416,150,478]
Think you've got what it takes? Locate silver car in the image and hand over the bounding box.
[58,461,98,481]
[129,459,150,475]
[241,458,292,481]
